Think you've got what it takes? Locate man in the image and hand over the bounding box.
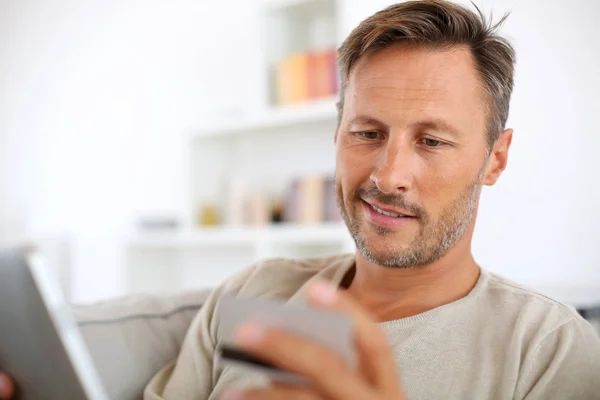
[2,1,599,399]
[141,1,600,399]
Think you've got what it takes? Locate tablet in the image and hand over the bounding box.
[0,249,109,400]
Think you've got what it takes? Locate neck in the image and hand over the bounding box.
[346,236,480,322]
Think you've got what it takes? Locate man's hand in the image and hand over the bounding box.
[221,280,405,400]
[0,373,15,400]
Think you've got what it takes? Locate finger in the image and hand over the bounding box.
[0,374,15,400]
[222,383,325,400]
[235,323,373,400]
[306,280,400,394]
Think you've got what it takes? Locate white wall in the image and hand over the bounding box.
[0,2,30,241]
[469,0,600,286]
[0,0,256,301]
[1,0,599,302]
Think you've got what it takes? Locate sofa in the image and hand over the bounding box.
[72,289,212,400]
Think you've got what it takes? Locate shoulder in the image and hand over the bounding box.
[483,273,600,397]
[482,270,589,339]
[222,253,354,300]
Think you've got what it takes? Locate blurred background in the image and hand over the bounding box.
[0,0,599,324]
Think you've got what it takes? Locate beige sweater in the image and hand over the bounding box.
[145,254,600,400]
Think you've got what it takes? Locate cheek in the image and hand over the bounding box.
[336,144,373,187]
[417,159,477,211]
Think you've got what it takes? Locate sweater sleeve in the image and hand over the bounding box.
[143,265,257,400]
[517,317,600,400]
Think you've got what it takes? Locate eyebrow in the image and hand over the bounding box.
[409,119,463,137]
[346,116,389,130]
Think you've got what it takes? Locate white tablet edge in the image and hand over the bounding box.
[26,252,110,400]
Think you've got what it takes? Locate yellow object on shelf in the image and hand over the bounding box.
[198,203,220,226]
[276,52,309,105]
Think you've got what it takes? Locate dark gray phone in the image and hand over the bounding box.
[216,292,356,386]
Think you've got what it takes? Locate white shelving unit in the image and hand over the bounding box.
[126,223,354,295]
[262,0,316,9]
[193,95,338,139]
[130,223,352,249]
[124,0,352,295]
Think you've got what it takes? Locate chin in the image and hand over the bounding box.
[354,229,411,263]
[357,245,423,269]
[351,223,440,268]
[362,219,416,241]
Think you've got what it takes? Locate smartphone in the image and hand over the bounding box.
[216,292,356,385]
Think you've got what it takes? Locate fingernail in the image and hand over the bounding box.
[221,388,243,400]
[308,280,338,304]
[236,323,265,345]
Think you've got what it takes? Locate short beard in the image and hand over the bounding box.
[335,168,484,269]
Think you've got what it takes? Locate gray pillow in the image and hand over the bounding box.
[72,289,211,400]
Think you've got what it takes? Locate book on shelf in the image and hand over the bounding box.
[308,48,337,99]
[299,175,325,224]
[284,175,342,225]
[205,174,342,230]
[276,52,309,105]
[275,47,338,106]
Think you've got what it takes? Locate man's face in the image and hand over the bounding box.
[335,44,502,268]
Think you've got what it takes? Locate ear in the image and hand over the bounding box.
[483,128,513,186]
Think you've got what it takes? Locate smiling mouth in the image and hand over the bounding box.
[369,203,405,218]
[363,200,415,218]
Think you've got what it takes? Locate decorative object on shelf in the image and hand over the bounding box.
[136,216,180,232]
[223,176,246,226]
[247,194,270,226]
[198,203,220,227]
[270,200,285,223]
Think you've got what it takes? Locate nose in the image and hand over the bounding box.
[370,139,415,194]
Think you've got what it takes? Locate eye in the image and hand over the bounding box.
[421,138,444,147]
[356,131,383,140]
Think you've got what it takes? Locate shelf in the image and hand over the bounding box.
[262,0,328,11]
[266,222,350,244]
[128,227,256,248]
[194,96,338,139]
[128,223,351,249]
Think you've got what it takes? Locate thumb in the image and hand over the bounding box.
[0,374,15,399]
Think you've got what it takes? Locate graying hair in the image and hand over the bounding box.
[337,0,516,147]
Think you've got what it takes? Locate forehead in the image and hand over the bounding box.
[344,44,487,131]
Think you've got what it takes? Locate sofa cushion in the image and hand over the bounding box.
[72,289,211,400]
